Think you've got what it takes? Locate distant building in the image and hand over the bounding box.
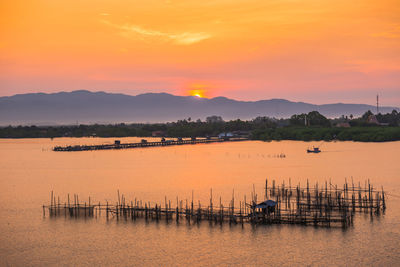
[232,130,251,137]
[152,130,166,137]
[218,132,234,138]
[336,122,351,128]
[367,115,380,125]
[366,115,389,126]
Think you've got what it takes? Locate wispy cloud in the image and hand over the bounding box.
[102,20,211,45]
[372,24,400,39]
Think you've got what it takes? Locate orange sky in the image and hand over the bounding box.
[1,0,399,105]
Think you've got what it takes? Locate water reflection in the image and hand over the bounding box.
[0,138,400,266]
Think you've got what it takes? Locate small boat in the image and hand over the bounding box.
[307,146,321,153]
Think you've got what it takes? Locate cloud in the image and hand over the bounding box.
[99,13,110,16]
[372,24,400,39]
[103,20,211,45]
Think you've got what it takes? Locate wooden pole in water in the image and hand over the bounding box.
[232,189,235,223]
[176,196,179,222]
[198,200,201,222]
[221,203,224,225]
[118,190,121,208]
[220,196,222,225]
[106,201,109,220]
[272,180,275,197]
[240,200,243,227]
[210,188,213,221]
[176,196,179,223]
[368,180,371,209]
[77,195,79,216]
[50,191,53,215]
[253,184,256,203]
[325,181,327,197]
[165,196,168,222]
[191,190,194,218]
[134,198,137,219]
[370,185,374,214]
[244,195,247,215]
[169,200,171,220]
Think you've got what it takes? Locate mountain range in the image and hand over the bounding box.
[0,90,398,125]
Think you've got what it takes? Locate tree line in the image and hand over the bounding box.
[0,110,399,142]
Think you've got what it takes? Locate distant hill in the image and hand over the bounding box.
[0,90,398,125]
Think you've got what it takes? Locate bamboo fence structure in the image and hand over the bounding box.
[43,179,386,228]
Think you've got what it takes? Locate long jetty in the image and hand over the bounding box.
[53,137,249,152]
[43,179,386,228]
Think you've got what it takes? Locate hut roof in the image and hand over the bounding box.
[255,200,276,209]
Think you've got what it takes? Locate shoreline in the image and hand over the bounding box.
[1,124,399,142]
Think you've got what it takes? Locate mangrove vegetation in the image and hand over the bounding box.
[1,110,399,142]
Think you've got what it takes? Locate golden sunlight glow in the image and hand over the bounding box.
[0,0,399,104]
[187,83,210,98]
[189,89,206,98]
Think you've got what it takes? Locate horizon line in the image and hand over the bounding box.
[1,89,399,108]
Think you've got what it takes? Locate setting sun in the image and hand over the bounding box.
[1,1,399,104]
[188,89,206,98]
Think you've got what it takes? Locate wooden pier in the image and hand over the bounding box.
[43,179,386,228]
[53,137,249,152]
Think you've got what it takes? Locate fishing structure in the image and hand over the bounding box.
[43,179,386,228]
[53,137,248,152]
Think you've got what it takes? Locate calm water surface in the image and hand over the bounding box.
[0,138,399,266]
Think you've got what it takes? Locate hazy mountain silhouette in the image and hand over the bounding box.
[0,90,398,125]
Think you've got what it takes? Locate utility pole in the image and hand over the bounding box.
[376,94,379,114]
